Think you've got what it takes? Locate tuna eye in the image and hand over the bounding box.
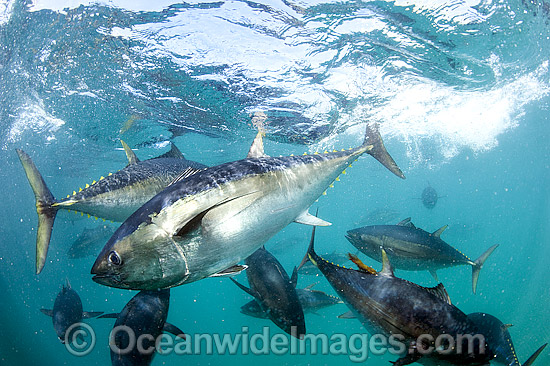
[108,251,122,266]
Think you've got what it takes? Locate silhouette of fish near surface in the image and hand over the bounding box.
[40,279,103,344]
[302,226,495,366]
[345,217,498,293]
[91,124,405,290]
[467,312,547,366]
[99,289,185,366]
[17,141,207,274]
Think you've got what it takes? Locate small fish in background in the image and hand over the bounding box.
[467,312,547,366]
[352,207,401,227]
[67,224,117,259]
[98,289,185,366]
[240,283,343,318]
[40,279,103,344]
[231,247,305,338]
[420,181,444,209]
[345,218,498,294]
[301,226,495,366]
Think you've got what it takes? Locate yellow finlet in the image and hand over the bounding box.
[100,176,104,180]
[85,183,89,188]
[73,191,76,195]
[342,170,347,174]
[92,180,96,185]
[322,191,327,195]
[108,172,112,176]
[329,184,334,188]
[79,187,82,192]
[335,177,340,181]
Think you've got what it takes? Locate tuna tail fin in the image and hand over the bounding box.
[363,123,405,179]
[471,244,499,294]
[522,343,547,366]
[16,149,58,275]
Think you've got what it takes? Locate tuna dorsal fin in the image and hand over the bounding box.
[294,210,331,226]
[290,266,298,288]
[502,323,513,330]
[379,248,394,276]
[40,309,54,317]
[432,225,448,238]
[168,166,204,186]
[522,343,548,366]
[423,283,451,305]
[348,253,377,274]
[397,217,415,228]
[98,313,119,319]
[120,140,139,165]
[247,132,268,158]
[156,143,185,159]
[210,264,248,277]
[163,323,186,340]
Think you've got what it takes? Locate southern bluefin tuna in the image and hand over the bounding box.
[467,312,547,366]
[345,217,498,293]
[17,141,207,274]
[91,124,405,290]
[231,247,305,338]
[40,279,103,343]
[302,226,494,366]
[240,283,342,318]
[98,289,185,366]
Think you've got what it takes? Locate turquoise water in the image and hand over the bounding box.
[1,0,549,364]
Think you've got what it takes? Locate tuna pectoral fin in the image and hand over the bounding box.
[294,210,331,226]
[337,311,356,319]
[210,264,248,277]
[16,149,58,274]
[82,311,104,319]
[472,244,499,294]
[40,309,54,317]
[522,343,548,366]
[364,124,405,179]
[429,269,439,282]
[163,323,186,340]
[97,313,119,319]
[230,278,258,298]
[391,352,423,366]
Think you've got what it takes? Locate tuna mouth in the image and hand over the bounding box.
[91,273,126,288]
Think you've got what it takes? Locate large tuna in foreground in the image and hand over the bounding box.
[302,225,494,366]
[91,124,405,290]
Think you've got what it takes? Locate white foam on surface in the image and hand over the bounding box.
[5,101,66,149]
